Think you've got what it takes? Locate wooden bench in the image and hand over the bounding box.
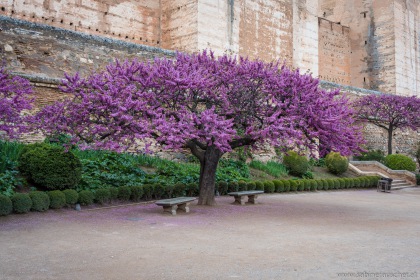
[155,197,196,215]
[228,190,264,205]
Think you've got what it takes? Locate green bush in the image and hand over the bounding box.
[263,181,275,193]
[384,154,416,171]
[78,190,94,205]
[297,180,305,191]
[302,171,314,179]
[333,179,340,189]
[186,183,199,197]
[315,180,323,190]
[217,182,228,195]
[325,152,349,175]
[289,180,298,192]
[273,180,284,193]
[416,174,420,186]
[29,191,50,212]
[248,160,288,178]
[238,181,248,192]
[283,151,309,177]
[11,193,32,213]
[130,186,144,201]
[282,180,291,192]
[142,184,154,200]
[354,149,385,162]
[118,186,132,201]
[171,184,185,198]
[228,181,239,193]
[0,194,13,216]
[109,187,119,200]
[310,180,317,191]
[62,189,79,205]
[255,181,264,191]
[153,184,167,199]
[95,188,111,205]
[48,190,66,209]
[246,181,256,191]
[18,143,82,190]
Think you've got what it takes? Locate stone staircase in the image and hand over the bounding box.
[349,161,417,190]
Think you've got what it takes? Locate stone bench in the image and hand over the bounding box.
[228,190,264,205]
[155,197,197,215]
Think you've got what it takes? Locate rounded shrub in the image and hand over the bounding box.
[142,184,154,200]
[78,190,94,205]
[321,179,329,190]
[62,189,79,205]
[171,184,185,198]
[238,181,248,192]
[109,187,119,200]
[325,152,349,175]
[153,184,167,199]
[316,180,324,190]
[333,179,341,189]
[217,182,228,195]
[255,181,264,191]
[384,154,416,172]
[48,190,66,209]
[297,180,305,191]
[246,182,256,191]
[118,186,132,201]
[263,181,275,193]
[18,143,82,190]
[310,180,317,191]
[95,188,111,205]
[282,180,291,192]
[273,180,284,193]
[0,194,13,216]
[228,181,239,193]
[29,191,50,212]
[11,193,32,214]
[283,151,309,177]
[289,180,298,192]
[186,183,199,196]
[130,186,144,201]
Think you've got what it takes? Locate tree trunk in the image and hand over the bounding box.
[387,127,393,155]
[197,146,222,206]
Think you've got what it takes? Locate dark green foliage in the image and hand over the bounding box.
[172,183,186,198]
[283,180,291,192]
[248,160,288,178]
[333,179,340,189]
[129,186,144,202]
[416,174,420,186]
[325,152,349,175]
[153,184,167,199]
[297,180,305,191]
[217,182,228,195]
[48,190,66,209]
[0,194,13,216]
[228,181,239,193]
[353,178,361,188]
[283,151,309,177]
[255,181,264,191]
[309,157,326,167]
[302,171,314,179]
[109,187,119,200]
[18,143,82,190]
[246,181,256,191]
[273,180,284,193]
[118,186,132,201]
[11,193,32,213]
[322,179,329,190]
[343,178,351,189]
[315,180,323,190]
[218,158,250,180]
[0,141,24,197]
[289,180,298,192]
[62,189,79,205]
[338,179,346,189]
[237,181,248,192]
[310,180,317,191]
[263,181,275,193]
[29,191,50,212]
[354,149,385,162]
[142,184,154,200]
[327,179,335,190]
[186,183,199,197]
[95,188,111,205]
[78,190,94,205]
[384,154,416,171]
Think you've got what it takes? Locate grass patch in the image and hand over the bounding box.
[248,160,288,178]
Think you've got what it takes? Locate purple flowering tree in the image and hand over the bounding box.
[35,51,363,205]
[0,67,34,139]
[354,94,420,155]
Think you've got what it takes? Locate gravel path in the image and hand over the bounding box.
[1,188,419,280]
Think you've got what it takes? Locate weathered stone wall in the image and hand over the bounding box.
[318,19,351,85]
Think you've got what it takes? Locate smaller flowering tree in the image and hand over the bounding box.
[0,67,34,139]
[353,94,420,155]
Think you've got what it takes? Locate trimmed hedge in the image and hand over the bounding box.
[384,154,416,172]
[63,189,79,205]
[78,190,94,205]
[95,188,111,205]
[325,152,349,175]
[29,191,50,212]
[263,181,275,193]
[118,186,132,201]
[0,194,13,216]
[283,151,309,177]
[48,190,66,209]
[217,182,228,195]
[11,193,32,214]
[130,186,144,202]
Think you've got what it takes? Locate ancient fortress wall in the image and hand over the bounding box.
[0,1,418,155]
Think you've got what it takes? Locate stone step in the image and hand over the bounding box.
[391,185,416,190]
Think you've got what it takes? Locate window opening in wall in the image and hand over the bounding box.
[364,77,366,82]
[1,7,5,11]
[365,41,367,45]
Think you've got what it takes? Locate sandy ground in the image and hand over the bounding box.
[1,188,419,280]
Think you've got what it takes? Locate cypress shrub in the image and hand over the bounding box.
[78,190,94,205]
[289,180,298,192]
[310,180,317,191]
[95,188,111,205]
[217,182,228,195]
[130,186,144,202]
[283,180,291,192]
[63,189,79,205]
[29,191,50,212]
[297,180,304,191]
[48,190,66,209]
[325,152,349,175]
[11,193,32,214]
[255,181,264,191]
[0,194,13,216]
[118,186,132,201]
[246,181,256,191]
[263,181,275,193]
[283,151,309,177]
[273,180,284,193]
[238,181,248,192]
[142,184,154,200]
[228,181,239,193]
